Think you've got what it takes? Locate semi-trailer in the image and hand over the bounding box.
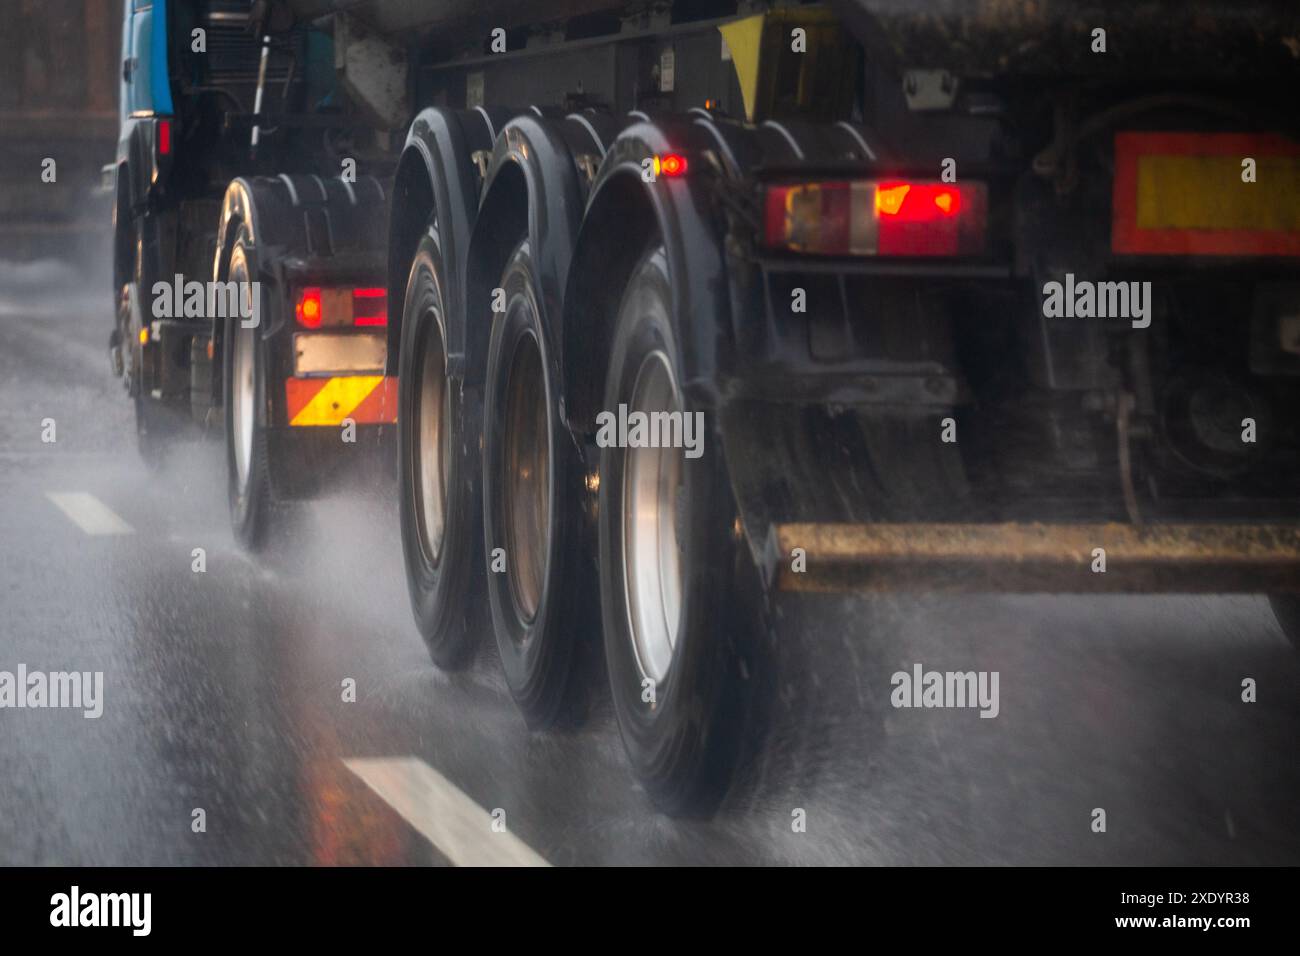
[111,0,1300,813]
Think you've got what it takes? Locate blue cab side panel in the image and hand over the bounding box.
[125,0,173,116]
[150,0,174,115]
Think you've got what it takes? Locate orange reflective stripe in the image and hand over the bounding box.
[284,376,391,426]
[347,377,398,424]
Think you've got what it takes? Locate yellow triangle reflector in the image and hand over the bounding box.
[720,14,766,123]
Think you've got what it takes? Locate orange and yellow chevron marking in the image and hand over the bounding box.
[285,376,398,426]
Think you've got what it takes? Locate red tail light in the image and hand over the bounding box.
[295,286,387,327]
[352,288,387,326]
[763,179,987,257]
[157,119,172,156]
[296,287,323,328]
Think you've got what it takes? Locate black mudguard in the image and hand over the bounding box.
[562,116,735,428]
[386,107,510,376]
[466,112,593,384]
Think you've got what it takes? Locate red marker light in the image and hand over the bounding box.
[352,287,387,326]
[656,153,688,177]
[296,287,322,328]
[158,119,172,156]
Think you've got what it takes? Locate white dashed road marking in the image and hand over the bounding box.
[45,492,135,536]
[344,756,550,867]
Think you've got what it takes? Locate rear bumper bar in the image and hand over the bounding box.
[767,522,1300,593]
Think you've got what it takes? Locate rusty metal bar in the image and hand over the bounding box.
[769,522,1300,594]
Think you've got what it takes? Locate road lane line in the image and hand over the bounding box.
[343,756,550,867]
[45,492,135,536]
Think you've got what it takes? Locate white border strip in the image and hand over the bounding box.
[344,757,550,867]
[46,492,135,536]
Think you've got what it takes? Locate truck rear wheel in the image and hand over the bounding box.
[483,239,588,727]
[398,228,484,669]
[118,282,170,469]
[121,219,181,470]
[1270,596,1300,650]
[223,228,273,550]
[598,246,754,816]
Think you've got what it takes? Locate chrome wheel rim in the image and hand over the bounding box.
[503,328,549,624]
[416,310,449,565]
[230,287,255,490]
[621,349,683,684]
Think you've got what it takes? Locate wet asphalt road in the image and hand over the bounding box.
[1,259,1298,866]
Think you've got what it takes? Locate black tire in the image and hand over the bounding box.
[121,216,180,469]
[223,226,273,551]
[483,239,591,728]
[1270,595,1300,650]
[129,218,209,468]
[598,245,755,816]
[115,276,138,387]
[398,227,486,670]
[116,280,166,469]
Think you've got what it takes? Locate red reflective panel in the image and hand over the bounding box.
[352,288,387,327]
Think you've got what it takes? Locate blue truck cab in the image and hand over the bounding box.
[113,0,175,293]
